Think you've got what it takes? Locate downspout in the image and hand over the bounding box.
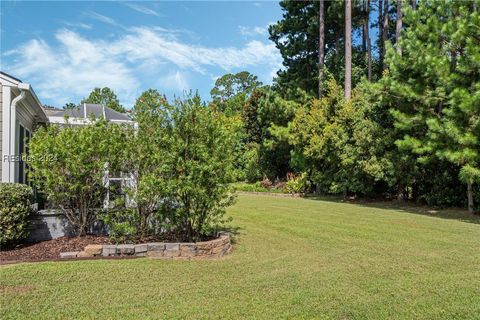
[8,84,29,182]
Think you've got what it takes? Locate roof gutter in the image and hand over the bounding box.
[6,84,28,181]
[20,83,49,122]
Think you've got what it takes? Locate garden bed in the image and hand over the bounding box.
[0,233,232,264]
[0,235,110,264]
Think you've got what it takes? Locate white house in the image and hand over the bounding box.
[1,72,48,184]
[1,71,134,184]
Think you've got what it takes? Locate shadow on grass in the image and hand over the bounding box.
[303,194,480,225]
[221,225,243,245]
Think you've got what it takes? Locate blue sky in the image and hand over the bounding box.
[1,1,283,108]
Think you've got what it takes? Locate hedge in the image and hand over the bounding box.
[0,183,33,246]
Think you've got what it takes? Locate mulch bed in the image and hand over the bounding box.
[1,233,222,265]
[0,235,111,264]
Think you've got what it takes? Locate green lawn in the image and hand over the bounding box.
[1,194,480,319]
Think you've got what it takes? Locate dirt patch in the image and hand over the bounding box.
[0,235,110,264]
[0,285,36,295]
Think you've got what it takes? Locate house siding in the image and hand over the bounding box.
[0,84,3,180]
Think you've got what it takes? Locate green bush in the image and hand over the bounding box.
[232,182,269,193]
[0,183,33,246]
[122,92,236,242]
[28,119,129,236]
[231,181,287,194]
[99,209,138,244]
[244,144,262,182]
[284,172,309,194]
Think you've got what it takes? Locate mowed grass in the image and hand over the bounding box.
[1,194,480,319]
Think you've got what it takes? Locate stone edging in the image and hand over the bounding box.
[236,191,304,197]
[60,232,232,260]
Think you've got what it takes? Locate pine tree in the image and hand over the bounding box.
[269,0,369,97]
[388,0,480,213]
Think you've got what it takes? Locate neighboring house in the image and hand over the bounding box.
[44,103,134,125]
[1,72,48,184]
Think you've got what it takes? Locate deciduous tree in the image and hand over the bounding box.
[82,87,126,113]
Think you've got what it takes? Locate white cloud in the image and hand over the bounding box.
[125,3,162,17]
[159,71,189,91]
[238,25,268,37]
[88,11,123,28]
[3,27,280,107]
[115,27,280,72]
[62,22,92,30]
[5,30,136,106]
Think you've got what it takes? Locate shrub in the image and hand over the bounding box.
[0,183,33,246]
[244,144,262,182]
[123,92,236,242]
[260,176,273,189]
[231,182,269,193]
[99,209,138,244]
[28,119,130,236]
[163,95,236,241]
[284,172,309,194]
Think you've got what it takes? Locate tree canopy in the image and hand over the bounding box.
[210,71,262,115]
[82,87,126,113]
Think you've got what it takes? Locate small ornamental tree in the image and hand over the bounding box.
[121,91,236,242]
[125,89,174,240]
[167,95,236,241]
[28,119,129,236]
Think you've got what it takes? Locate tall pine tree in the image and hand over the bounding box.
[388,0,480,213]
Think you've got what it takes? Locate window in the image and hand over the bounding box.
[25,130,31,185]
[18,125,25,184]
[17,124,31,185]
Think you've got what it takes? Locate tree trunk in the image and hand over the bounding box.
[79,205,88,237]
[396,0,402,55]
[397,184,405,202]
[412,0,417,10]
[79,208,87,237]
[412,182,418,203]
[345,0,352,100]
[467,182,475,214]
[362,0,367,53]
[379,0,384,71]
[366,0,372,81]
[318,0,325,98]
[382,0,389,70]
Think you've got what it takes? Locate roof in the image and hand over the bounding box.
[0,71,23,84]
[44,103,132,123]
[0,71,48,122]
